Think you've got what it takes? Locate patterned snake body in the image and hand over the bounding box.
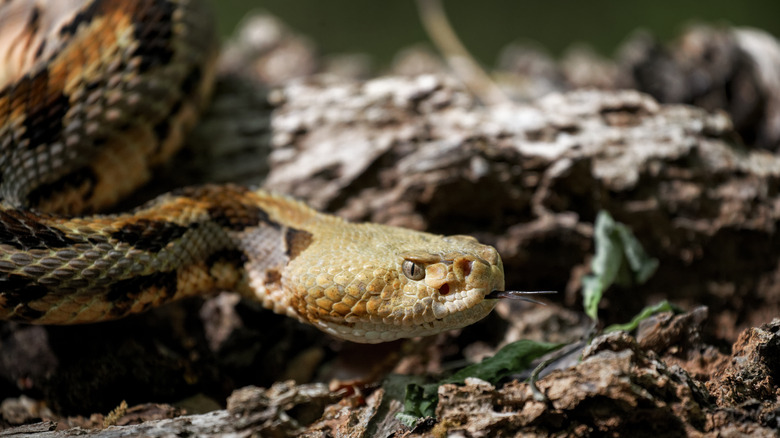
[0,0,504,343]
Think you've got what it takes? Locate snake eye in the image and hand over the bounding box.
[402,260,426,280]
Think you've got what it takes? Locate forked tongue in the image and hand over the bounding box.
[485,290,557,305]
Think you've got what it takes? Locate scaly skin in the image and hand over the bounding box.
[252,192,504,342]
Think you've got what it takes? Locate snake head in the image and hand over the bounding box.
[283,222,504,343]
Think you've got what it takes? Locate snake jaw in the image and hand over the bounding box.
[313,296,498,344]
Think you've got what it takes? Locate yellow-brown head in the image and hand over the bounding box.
[279,220,504,343]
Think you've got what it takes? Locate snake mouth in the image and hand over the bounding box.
[313,287,498,343]
[401,286,494,328]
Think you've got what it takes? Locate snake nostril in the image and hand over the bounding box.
[439,283,450,295]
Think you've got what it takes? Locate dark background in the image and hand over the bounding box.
[215,1,780,66]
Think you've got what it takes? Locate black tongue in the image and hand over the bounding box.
[485,290,557,304]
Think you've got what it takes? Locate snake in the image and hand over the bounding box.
[0,0,507,343]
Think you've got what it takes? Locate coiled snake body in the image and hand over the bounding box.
[0,0,504,343]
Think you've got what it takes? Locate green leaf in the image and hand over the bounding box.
[397,340,564,422]
[372,374,427,430]
[396,412,422,428]
[615,225,659,285]
[401,382,439,422]
[591,211,623,282]
[582,275,605,322]
[604,300,682,333]
[582,210,659,321]
[443,340,564,384]
[583,211,620,320]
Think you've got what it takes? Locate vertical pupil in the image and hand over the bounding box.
[404,261,424,280]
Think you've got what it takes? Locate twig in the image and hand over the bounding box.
[416,0,511,106]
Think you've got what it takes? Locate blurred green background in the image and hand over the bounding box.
[214,1,780,66]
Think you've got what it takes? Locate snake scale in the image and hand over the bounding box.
[0,0,506,343]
